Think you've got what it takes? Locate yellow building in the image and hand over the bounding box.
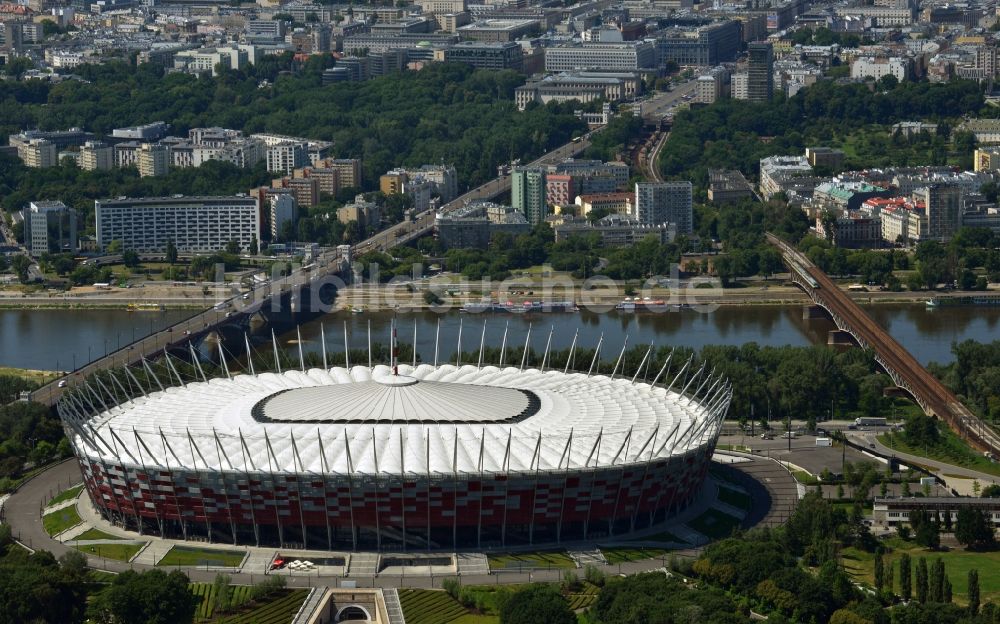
[974,146,1000,172]
[379,170,407,195]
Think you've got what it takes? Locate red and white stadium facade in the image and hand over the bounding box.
[59,342,730,551]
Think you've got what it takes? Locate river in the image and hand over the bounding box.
[0,304,993,372]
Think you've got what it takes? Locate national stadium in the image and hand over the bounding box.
[58,334,731,551]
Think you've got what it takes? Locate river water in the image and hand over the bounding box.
[1,304,993,372]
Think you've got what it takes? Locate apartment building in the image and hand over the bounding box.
[137,143,169,177]
[17,138,56,168]
[269,192,299,241]
[511,167,547,225]
[635,182,693,233]
[79,141,114,171]
[267,142,309,175]
[95,195,261,253]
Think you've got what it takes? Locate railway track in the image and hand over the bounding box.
[767,233,1000,455]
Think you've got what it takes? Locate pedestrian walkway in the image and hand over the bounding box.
[383,588,406,624]
[58,522,93,542]
[347,552,380,577]
[456,553,490,575]
[42,498,78,514]
[290,588,323,624]
[568,549,606,567]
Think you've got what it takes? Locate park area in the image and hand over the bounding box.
[157,546,247,568]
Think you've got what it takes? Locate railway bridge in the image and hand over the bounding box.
[768,233,1000,455]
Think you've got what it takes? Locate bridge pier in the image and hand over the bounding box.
[827,330,856,346]
[802,304,827,320]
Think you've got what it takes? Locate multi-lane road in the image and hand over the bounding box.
[352,132,601,255]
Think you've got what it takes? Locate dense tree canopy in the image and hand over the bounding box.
[660,79,984,187]
[88,569,197,624]
[499,584,575,624]
[0,60,586,199]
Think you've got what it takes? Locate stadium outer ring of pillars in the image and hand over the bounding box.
[57,335,731,552]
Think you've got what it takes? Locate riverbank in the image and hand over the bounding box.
[0,367,62,383]
[331,283,963,312]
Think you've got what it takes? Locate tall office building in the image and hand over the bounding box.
[511,167,547,225]
[747,42,774,103]
[24,200,77,256]
[95,195,260,253]
[634,182,693,234]
[920,183,962,241]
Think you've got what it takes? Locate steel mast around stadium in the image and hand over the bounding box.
[58,322,731,551]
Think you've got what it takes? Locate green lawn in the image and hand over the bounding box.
[73,542,144,562]
[74,528,127,541]
[156,546,246,568]
[47,484,83,507]
[190,582,253,620]
[487,551,576,570]
[398,588,471,624]
[42,506,82,536]
[716,486,751,510]
[212,589,308,624]
[842,543,1000,605]
[87,570,118,584]
[791,470,819,485]
[878,429,1000,477]
[687,508,742,540]
[601,547,671,564]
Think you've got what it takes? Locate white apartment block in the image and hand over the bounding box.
[173,46,249,76]
[851,57,909,81]
[731,72,749,100]
[95,195,261,254]
[250,133,332,165]
[269,192,299,240]
[267,142,309,175]
[634,182,693,234]
[544,42,656,72]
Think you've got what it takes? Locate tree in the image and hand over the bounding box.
[248,236,259,256]
[88,569,196,624]
[874,550,884,592]
[499,584,575,624]
[165,240,178,264]
[106,239,122,254]
[969,569,980,615]
[225,239,241,255]
[10,255,30,283]
[982,484,1000,498]
[916,557,928,603]
[955,507,997,550]
[212,573,231,614]
[899,553,912,601]
[930,557,945,602]
[121,249,140,268]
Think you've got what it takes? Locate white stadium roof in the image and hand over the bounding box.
[67,364,729,476]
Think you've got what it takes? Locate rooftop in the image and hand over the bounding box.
[70,364,728,476]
